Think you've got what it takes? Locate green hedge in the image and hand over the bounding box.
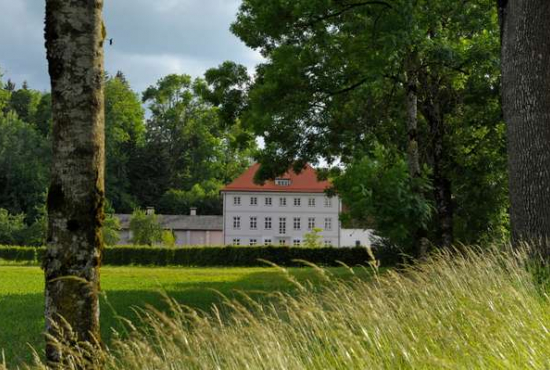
[0,246,43,263]
[0,245,393,267]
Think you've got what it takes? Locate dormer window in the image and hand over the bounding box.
[275,178,291,186]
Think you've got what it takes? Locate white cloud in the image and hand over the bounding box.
[0,0,261,94]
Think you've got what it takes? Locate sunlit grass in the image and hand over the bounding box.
[0,264,371,367]
[4,247,550,369]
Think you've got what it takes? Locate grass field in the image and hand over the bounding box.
[0,264,370,366]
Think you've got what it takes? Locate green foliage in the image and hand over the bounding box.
[103,213,121,246]
[0,245,381,267]
[6,82,41,123]
[335,145,433,250]
[0,208,26,245]
[0,207,46,247]
[0,69,253,231]
[202,61,251,128]
[161,230,176,248]
[129,73,254,209]
[104,73,146,212]
[0,112,50,221]
[33,93,52,136]
[0,72,11,112]
[303,227,323,248]
[21,205,48,246]
[227,0,507,246]
[158,181,222,215]
[129,209,162,246]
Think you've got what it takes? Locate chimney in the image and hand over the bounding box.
[146,207,155,215]
[190,207,197,216]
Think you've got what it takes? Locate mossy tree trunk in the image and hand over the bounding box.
[44,0,105,364]
[500,0,550,250]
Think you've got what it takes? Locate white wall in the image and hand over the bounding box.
[340,229,375,247]
[223,191,341,247]
[173,230,223,246]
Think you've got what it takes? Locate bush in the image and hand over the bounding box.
[0,245,391,267]
[0,208,27,245]
[129,209,162,245]
[103,213,121,246]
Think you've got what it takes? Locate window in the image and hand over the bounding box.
[293,217,301,230]
[308,198,316,207]
[265,197,272,206]
[232,238,240,246]
[279,217,286,234]
[324,197,332,207]
[275,178,291,186]
[279,239,287,246]
[293,239,301,246]
[250,197,258,206]
[249,239,257,246]
[264,239,272,246]
[279,197,287,207]
[308,217,315,230]
[265,217,272,229]
[233,196,241,206]
[324,217,332,231]
[293,197,301,207]
[324,240,333,247]
[233,216,241,229]
[250,216,257,230]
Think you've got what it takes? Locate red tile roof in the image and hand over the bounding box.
[221,163,331,193]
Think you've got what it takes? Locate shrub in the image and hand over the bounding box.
[0,245,387,267]
[103,213,121,246]
[0,208,26,245]
[129,209,162,245]
[161,230,176,248]
[303,227,323,248]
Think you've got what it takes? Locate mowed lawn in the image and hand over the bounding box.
[0,264,371,366]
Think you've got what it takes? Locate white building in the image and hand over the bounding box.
[221,163,341,247]
[340,228,375,247]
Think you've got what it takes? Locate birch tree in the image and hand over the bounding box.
[43,0,106,363]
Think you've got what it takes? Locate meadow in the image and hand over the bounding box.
[0,263,370,367]
[2,247,550,369]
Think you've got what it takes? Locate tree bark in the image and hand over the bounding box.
[500,0,550,248]
[44,0,105,365]
[418,72,454,249]
[405,51,429,257]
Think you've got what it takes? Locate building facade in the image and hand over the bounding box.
[221,163,341,247]
[115,211,223,246]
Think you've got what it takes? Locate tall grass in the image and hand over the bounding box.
[26,247,550,369]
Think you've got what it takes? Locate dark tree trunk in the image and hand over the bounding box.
[500,0,550,248]
[419,82,454,248]
[405,51,430,257]
[44,0,105,365]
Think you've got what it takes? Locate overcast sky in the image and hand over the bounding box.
[0,0,262,93]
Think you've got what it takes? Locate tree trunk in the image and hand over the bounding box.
[44,0,105,365]
[405,51,429,257]
[419,85,454,248]
[500,0,550,248]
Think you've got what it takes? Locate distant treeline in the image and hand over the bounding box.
[0,70,256,245]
